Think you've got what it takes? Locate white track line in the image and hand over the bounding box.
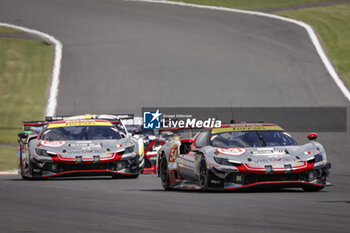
[0,169,18,175]
[127,0,350,102]
[0,23,62,116]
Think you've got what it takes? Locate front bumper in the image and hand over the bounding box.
[207,162,331,190]
[29,155,140,178]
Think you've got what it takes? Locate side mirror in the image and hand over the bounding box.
[18,133,28,139]
[18,132,28,143]
[180,138,193,154]
[307,133,318,141]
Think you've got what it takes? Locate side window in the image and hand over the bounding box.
[195,131,210,148]
[180,142,192,154]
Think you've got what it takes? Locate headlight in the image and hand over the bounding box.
[35,148,57,156]
[306,153,323,163]
[314,153,323,163]
[125,146,135,154]
[214,157,230,165]
[116,146,135,155]
[214,157,242,166]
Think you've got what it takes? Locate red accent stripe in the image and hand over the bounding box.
[237,162,314,174]
[227,181,325,190]
[51,153,123,164]
[143,171,157,174]
[42,170,133,178]
[24,122,48,126]
[145,152,157,159]
[144,139,158,155]
[144,166,157,173]
[37,131,43,139]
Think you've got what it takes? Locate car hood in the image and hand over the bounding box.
[31,137,136,156]
[204,143,320,167]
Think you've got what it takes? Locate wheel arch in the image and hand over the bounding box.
[195,151,206,176]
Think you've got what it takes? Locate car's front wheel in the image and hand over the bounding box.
[160,156,170,190]
[199,157,209,191]
[27,157,46,180]
[19,148,29,180]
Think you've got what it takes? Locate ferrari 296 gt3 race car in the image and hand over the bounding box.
[18,118,142,179]
[157,123,331,191]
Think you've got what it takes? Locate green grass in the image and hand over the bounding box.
[0,147,18,171]
[169,0,338,10]
[0,36,54,142]
[0,26,23,34]
[276,3,350,87]
[0,26,54,170]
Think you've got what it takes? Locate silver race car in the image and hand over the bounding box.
[18,117,142,179]
[157,123,331,191]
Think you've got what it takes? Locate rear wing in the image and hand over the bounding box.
[22,121,48,133]
[45,113,134,121]
[22,114,135,134]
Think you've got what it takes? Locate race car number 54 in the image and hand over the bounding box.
[169,144,179,163]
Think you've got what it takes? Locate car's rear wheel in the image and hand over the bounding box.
[302,185,325,192]
[199,157,209,191]
[160,156,170,190]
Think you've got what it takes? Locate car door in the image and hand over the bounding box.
[178,131,210,182]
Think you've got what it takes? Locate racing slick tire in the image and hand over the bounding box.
[19,147,29,180]
[199,157,209,191]
[27,157,46,180]
[160,156,170,190]
[302,185,325,192]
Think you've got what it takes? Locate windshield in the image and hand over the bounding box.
[41,126,122,141]
[211,131,297,148]
[113,123,127,135]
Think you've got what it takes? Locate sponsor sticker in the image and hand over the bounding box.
[169,144,179,162]
[40,141,66,147]
[212,125,283,134]
[48,120,112,128]
[69,143,102,148]
[252,148,287,157]
[216,148,247,156]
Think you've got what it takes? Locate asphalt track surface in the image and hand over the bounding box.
[1,0,350,232]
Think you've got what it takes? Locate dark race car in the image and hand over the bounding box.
[18,119,142,179]
[157,123,331,191]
